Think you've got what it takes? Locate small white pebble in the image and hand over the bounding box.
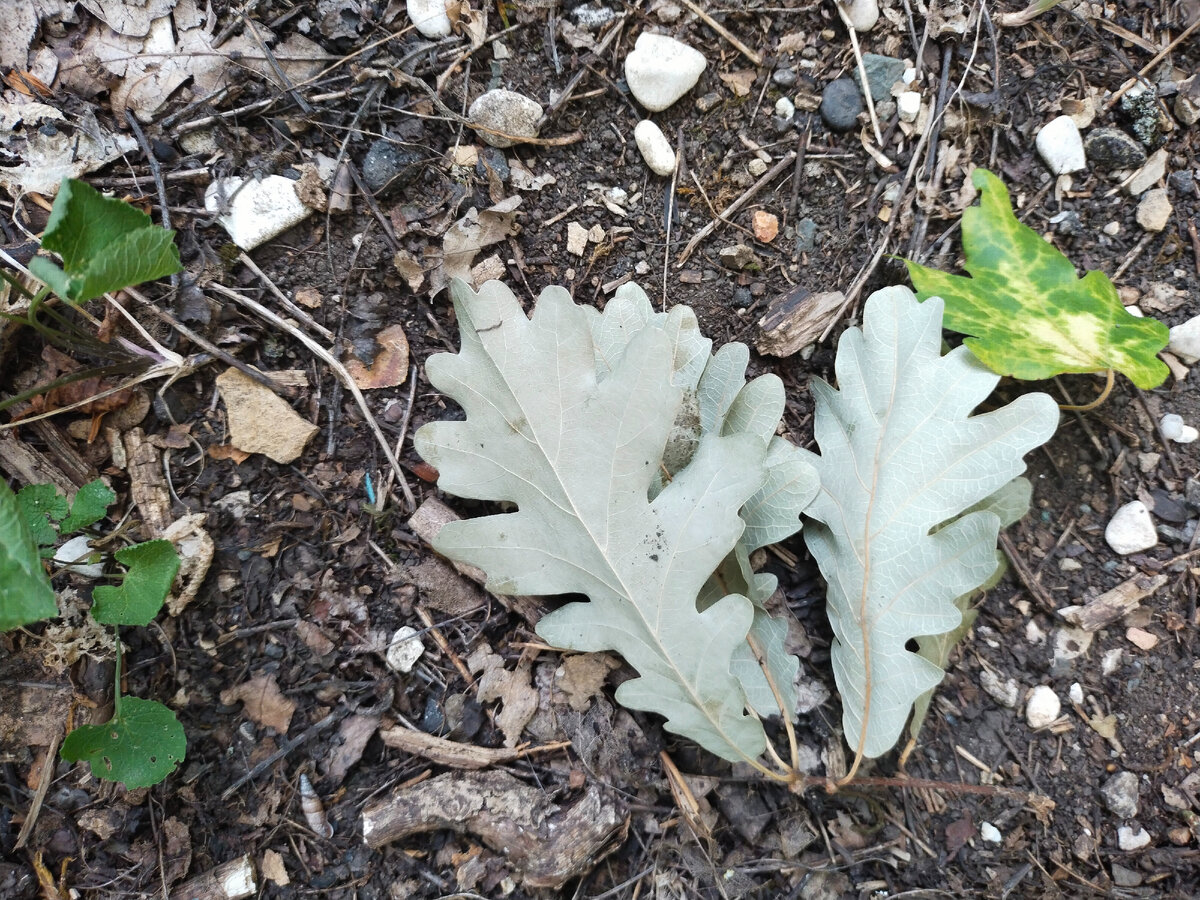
[1178,426,1199,444]
[1124,305,1145,318]
[1069,682,1084,705]
[980,822,1002,844]
[1103,221,1121,236]
[1118,826,1152,851]
[54,534,104,578]
[897,91,921,123]
[385,626,425,673]
[1102,647,1124,675]
[1026,685,1061,729]
[1161,413,1184,441]
[775,96,795,119]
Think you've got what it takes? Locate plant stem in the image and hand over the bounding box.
[1059,369,1114,412]
[112,629,123,719]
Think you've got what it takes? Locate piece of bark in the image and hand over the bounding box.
[0,431,85,498]
[123,427,172,536]
[755,288,845,357]
[1059,573,1170,631]
[379,725,569,769]
[362,770,626,889]
[169,854,256,900]
[408,498,545,624]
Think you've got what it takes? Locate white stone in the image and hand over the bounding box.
[841,0,880,31]
[1103,771,1140,817]
[1118,826,1152,851]
[774,96,795,119]
[406,0,451,37]
[1059,558,1082,572]
[1105,501,1158,555]
[468,89,543,148]
[1102,220,1121,236]
[979,670,1019,708]
[1053,626,1092,666]
[204,176,314,250]
[54,534,104,578]
[1025,685,1061,729]
[1169,315,1200,363]
[897,91,921,123]
[1136,188,1172,232]
[1102,648,1124,675]
[1161,414,1185,441]
[748,158,768,177]
[385,626,425,673]
[980,822,1002,844]
[565,221,588,256]
[633,120,677,176]
[1179,426,1199,444]
[1035,115,1086,174]
[1124,148,1168,196]
[1069,682,1084,705]
[624,32,707,112]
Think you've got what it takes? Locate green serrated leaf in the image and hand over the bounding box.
[905,168,1169,389]
[61,696,185,788]
[91,540,180,626]
[0,481,58,630]
[417,279,773,763]
[33,178,182,304]
[800,286,1059,760]
[16,483,69,547]
[59,479,116,535]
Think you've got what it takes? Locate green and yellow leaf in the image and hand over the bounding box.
[905,168,1168,389]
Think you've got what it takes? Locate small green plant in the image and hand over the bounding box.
[904,168,1169,397]
[1,178,186,425]
[416,279,1056,783]
[1,478,185,788]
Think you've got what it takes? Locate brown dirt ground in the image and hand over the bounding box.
[3,0,1200,898]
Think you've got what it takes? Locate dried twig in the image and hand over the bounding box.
[676,0,763,66]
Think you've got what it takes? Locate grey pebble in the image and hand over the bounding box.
[1084,127,1147,171]
[773,67,798,87]
[795,217,818,252]
[820,78,864,131]
[1101,771,1140,819]
[361,139,422,194]
[855,53,906,103]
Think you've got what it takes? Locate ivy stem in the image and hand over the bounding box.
[1058,369,1114,412]
[112,629,124,719]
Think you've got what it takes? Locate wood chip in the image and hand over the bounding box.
[1125,626,1159,650]
[1058,573,1169,631]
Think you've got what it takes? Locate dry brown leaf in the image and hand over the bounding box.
[324,714,380,785]
[261,849,290,886]
[436,196,522,293]
[719,70,756,97]
[556,653,618,712]
[208,444,252,464]
[345,325,410,390]
[469,647,539,748]
[220,674,297,735]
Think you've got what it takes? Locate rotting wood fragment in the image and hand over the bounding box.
[755,288,846,357]
[361,770,626,889]
[1058,573,1170,632]
[379,726,569,769]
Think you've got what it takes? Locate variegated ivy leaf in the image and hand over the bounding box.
[905,168,1168,389]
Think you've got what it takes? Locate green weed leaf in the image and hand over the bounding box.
[59,479,117,535]
[61,696,185,788]
[800,286,1059,759]
[905,168,1168,389]
[30,178,182,304]
[417,280,779,763]
[0,481,58,630]
[16,483,68,547]
[91,540,180,626]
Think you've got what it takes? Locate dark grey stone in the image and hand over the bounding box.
[1084,127,1147,170]
[477,146,510,181]
[1120,87,1167,147]
[772,66,798,87]
[855,53,906,102]
[361,138,422,194]
[795,217,818,252]
[820,78,864,131]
